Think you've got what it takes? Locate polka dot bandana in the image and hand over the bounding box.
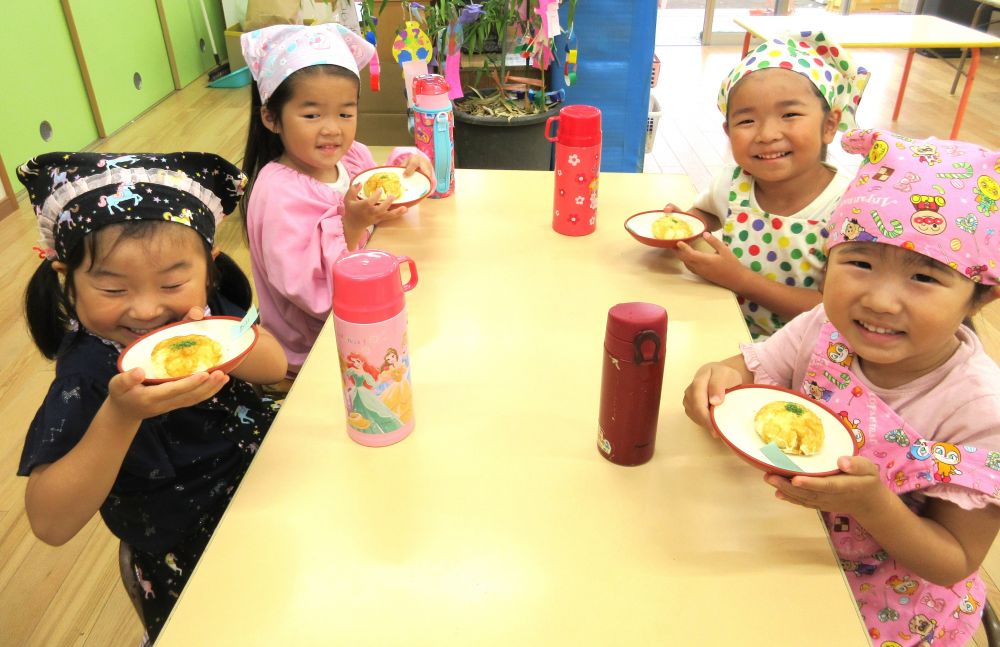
[17,152,246,262]
[242,23,375,105]
[718,31,870,133]
[828,129,1000,285]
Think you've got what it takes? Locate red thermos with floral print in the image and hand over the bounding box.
[597,302,667,466]
[545,105,601,236]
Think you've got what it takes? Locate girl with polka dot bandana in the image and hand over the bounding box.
[662,31,870,340]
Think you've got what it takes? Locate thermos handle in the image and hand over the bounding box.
[433,111,452,193]
[632,330,661,364]
[544,115,560,143]
[398,256,418,291]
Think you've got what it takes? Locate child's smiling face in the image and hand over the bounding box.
[724,68,839,188]
[823,242,982,388]
[62,224,210,347]
[263,71,359,184]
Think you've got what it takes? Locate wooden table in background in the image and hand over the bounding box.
[156,170,867,646]
[734,14,1000,139]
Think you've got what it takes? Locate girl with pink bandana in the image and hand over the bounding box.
[684,129,1000,646]
[664,32,869,340]
[240,24,433,385]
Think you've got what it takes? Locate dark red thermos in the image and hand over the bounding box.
[597,302,667,466]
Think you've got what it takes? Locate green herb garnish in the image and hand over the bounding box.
[784,402,804,416]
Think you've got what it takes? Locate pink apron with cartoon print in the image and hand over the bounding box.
[722,167,830,340]
[805,320,1000,647]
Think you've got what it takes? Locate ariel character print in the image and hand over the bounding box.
[344,352,403,434]
[378,348,413,423]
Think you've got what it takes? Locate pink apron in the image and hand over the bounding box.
[804,320,1000,647]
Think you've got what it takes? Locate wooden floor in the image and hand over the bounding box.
[2,38,1000,646]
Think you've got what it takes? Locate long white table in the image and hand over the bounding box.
[156,169,867,645]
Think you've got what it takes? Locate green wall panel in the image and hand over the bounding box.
[68,0,175,134]
[0,0,98,191]
[163,0,227,87]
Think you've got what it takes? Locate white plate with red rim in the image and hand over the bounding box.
[117,316,259,385]
[352,165,432,209]
[709,384,858,477]
[624,210,706,248]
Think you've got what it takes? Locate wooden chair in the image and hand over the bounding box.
[985,599,1000,647]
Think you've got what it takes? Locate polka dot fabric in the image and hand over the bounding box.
[718,31,870,133]
[722,167,831,339]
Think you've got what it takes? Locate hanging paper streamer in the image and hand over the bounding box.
[563,27,578,86]
[392,20,433,108]
[444,22,465,101]
[364,23,380,91]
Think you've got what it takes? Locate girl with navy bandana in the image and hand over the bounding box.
[17,151,288,643]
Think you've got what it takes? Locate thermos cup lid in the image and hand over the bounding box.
[332,250,418,324]
[604,302,667,362]
[413,74,450,96]
[555,105,601,147]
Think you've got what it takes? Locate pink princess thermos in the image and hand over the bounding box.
[412,74,455,198]
[332,250,418,447]
[545,105,602,236]
[597,303,667,466]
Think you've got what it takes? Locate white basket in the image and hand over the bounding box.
[646,95,662,154]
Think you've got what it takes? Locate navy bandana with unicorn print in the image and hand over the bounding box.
[17,151,247,261]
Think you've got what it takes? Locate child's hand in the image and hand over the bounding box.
[765,455,889,516]
[662,202,685,213]
[107,367,229,423]
[399,153,435,185]
[675,232,747,290]
[343,182,407,249]
[682,361,748,432]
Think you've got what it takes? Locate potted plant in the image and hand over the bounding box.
[360,0,576,170]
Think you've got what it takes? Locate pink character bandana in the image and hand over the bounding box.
[828,129,1000,286]
[718,31,870,133]
[242,23,376,104]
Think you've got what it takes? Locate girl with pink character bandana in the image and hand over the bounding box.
[685,129,1000,647]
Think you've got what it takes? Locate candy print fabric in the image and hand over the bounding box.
[804,320,1000,647]
[718,31,870,133]
[829,129,1000,285]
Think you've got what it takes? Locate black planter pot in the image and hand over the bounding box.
[453,102,559,171]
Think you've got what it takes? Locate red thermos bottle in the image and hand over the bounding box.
[545,105,601,236]
[597,303,667,466]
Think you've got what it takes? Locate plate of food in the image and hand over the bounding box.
[709,384,858,477]
[624,210,706,248]
[353,165,432,209]
[117,316,259,384]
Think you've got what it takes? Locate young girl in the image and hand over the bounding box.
[684,130,1000,646]
[664,32,869,339]
[17,151,288,643]
[240,23,433,382]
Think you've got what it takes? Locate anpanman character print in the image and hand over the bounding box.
[804,321,1000,646]
[829,129,1000,285]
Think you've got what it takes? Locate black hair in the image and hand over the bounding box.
[725,69,834,161]
[240,64,361,226]
[24,221,252,359]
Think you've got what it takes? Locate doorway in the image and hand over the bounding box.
[656,0,832,46]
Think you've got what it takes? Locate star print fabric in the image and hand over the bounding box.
[18,294,277,555]
[16,151,246,261]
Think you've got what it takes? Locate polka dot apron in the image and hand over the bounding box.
[721,166,830,339]
[806,320,1000,647]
